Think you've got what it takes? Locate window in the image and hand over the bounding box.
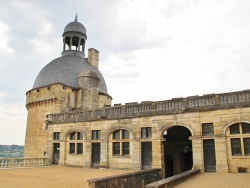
[112,130,130,156]
[231,138,242,156]
[77,143,83,154]
[228,123,250,156]
[202,123,214,136]
[70,133,76,140]
[113,130,120,139]
[69,132,84,155]
[122,130,129,139]
[122,142,129,155]
[69,143,75,154]
[242,123,250,134]
[244,138,250,155]
[113,142,120,155]
[53,132,60,140]
[77,132,83,140]
[230,124,240,134]
[141,127,152,138]
[92,130,101,140]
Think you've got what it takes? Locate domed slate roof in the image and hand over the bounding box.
[64,21,86,35]
[33,55,108,94]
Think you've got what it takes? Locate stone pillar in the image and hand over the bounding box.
[190,136,204,171]
[69,37,72,50]
[100,139,108,168]
[63,38,66,51]
[82,39,85,53]
[152,139,163,169]
[77,38,81,51]
[215,135,229,173]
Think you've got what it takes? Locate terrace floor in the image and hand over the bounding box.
[0,166,133,188]
[175,172,250,188]
[0,166,249,188]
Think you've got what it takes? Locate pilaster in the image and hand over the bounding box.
[190,136,204,172]
[152,139,164,169]
[215,135,229,173]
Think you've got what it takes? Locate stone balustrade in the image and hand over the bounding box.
[0,157,51,168]
[47,90,250,124]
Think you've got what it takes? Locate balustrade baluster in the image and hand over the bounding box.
[0,160,3,167]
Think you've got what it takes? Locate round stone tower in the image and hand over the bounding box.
[24,15,112,157]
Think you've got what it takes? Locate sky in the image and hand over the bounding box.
[1,0,250,145]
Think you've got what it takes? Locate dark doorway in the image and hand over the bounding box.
[163,126,193,177]
[203,139,216,172]
[92,143,101,168]
[141,142,152,169]
[53,143,60,164]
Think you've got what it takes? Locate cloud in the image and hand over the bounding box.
[98,0,250,103]
[0,91,26,145]
[1,0,250,144]
[0,20,13,53]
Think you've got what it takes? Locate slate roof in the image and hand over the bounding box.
[32,54,108,94]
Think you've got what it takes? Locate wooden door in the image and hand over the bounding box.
[203,139,216,172]
[141,142,152,169]
[92,143,100,168]
[53,143,60,164]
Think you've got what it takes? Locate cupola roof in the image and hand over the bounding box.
[63,14,86,36]
[32,16,108,95]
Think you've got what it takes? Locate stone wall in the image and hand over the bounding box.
[26,88,250,172]
[87,169,162,188]
[25,83,111,158]
[48,106,250,172]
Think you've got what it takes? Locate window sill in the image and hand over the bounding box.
[68,154,83,156]
[232,155,250,159]
[112,155,130,158]
[201,135,214,139]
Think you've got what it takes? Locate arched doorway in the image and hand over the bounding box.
[163,126,193,177]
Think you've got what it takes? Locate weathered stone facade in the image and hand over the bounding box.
[24,17,250,176]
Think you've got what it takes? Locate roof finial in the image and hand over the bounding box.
[74,14,78,22]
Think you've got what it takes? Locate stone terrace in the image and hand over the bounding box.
[0,166,134,188]
[0,166,249,188]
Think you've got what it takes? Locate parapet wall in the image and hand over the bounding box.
[48,90,250,124]
[87,168,162,188]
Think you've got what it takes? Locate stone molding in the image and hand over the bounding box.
[26,98,60,109]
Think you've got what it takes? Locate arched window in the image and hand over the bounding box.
[112,130,130,156]
[68,132,83,154]
[227,123,250,156]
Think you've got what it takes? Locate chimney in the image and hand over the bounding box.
[88,48,99,68]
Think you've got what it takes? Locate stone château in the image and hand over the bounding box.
[24,16,250,177]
